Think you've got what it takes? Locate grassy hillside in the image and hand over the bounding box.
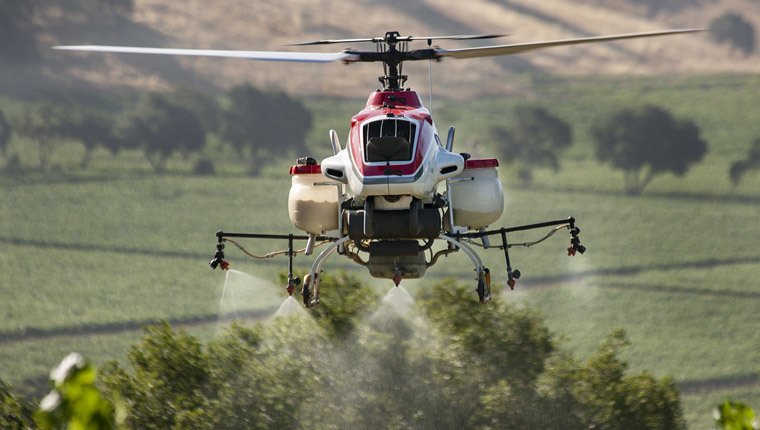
[20,0,758,97]
[1,73,760,428]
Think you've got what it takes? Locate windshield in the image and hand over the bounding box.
[362,118,417,163]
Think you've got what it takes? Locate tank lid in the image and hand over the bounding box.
[464,158,499,169]
[289,164,322,175]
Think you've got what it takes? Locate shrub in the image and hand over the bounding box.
[192,157,216,175]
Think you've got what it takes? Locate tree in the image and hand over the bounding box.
[711,12,756,56]
[171,86,220,135]
[729,137,760,185]
[491,105,572,186]
[14,104,119,170]
[117,91,206,172]
[418,283,686,429]
[219,84,312,176]
[302,271,380,338]
[418,279,555,388]
[100,323,209,430]
[536,331,685,429]
[100,277,687,429]
[15,102,68,170]
[592,105,707,195]
[100,273,375,429]
[0,110,10,158]
[58,108,116,168]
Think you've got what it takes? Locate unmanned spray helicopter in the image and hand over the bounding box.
[55,28,701,306]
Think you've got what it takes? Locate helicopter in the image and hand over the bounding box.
[55,28,701,306]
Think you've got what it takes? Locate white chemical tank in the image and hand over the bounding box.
[288,164,340,235]
[447,158,504,230]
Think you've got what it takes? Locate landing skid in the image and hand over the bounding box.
[303,236,351,307]
[436,234,489,302]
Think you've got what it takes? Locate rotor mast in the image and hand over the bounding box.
[347,31,437,91]
[376,31,410,90]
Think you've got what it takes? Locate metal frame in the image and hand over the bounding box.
[210,216,584,305]
[436,234,484,279]
[451,217,576,239]
[445,217,582,289]
[213,231,337,296]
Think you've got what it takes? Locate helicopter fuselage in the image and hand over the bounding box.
[321,89,464,203]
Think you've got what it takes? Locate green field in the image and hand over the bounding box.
[2,74,760,428]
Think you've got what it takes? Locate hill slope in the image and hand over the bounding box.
[37,0,760,96]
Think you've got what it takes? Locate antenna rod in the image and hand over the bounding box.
[428,38,433,114]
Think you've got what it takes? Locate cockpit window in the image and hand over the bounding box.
[362,119,417,163]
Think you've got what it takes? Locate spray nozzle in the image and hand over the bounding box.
[568,237,586,255]
[209,255,229,270]
[568,223,586,256]
[507,269,521,290]
[209,242,228,270]
[285,277,301,296]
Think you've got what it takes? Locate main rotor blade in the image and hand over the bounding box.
[435,28,704,60]
[52,45,358,63]
[408,34,506,41]
[290,38,380,46]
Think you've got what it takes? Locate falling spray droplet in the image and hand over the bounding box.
[273,296,311,319]
[377,286,415,318]
[218,270,282,325]
[367,285,422,334]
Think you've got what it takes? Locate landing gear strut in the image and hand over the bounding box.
[301,274,311,306]
[477,268,491,302]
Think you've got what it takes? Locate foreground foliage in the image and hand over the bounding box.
[94,275,687,429]
[35,353,119,430]
[6,274,759,428]
[714,400,760,430]
[1,380,34,429]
